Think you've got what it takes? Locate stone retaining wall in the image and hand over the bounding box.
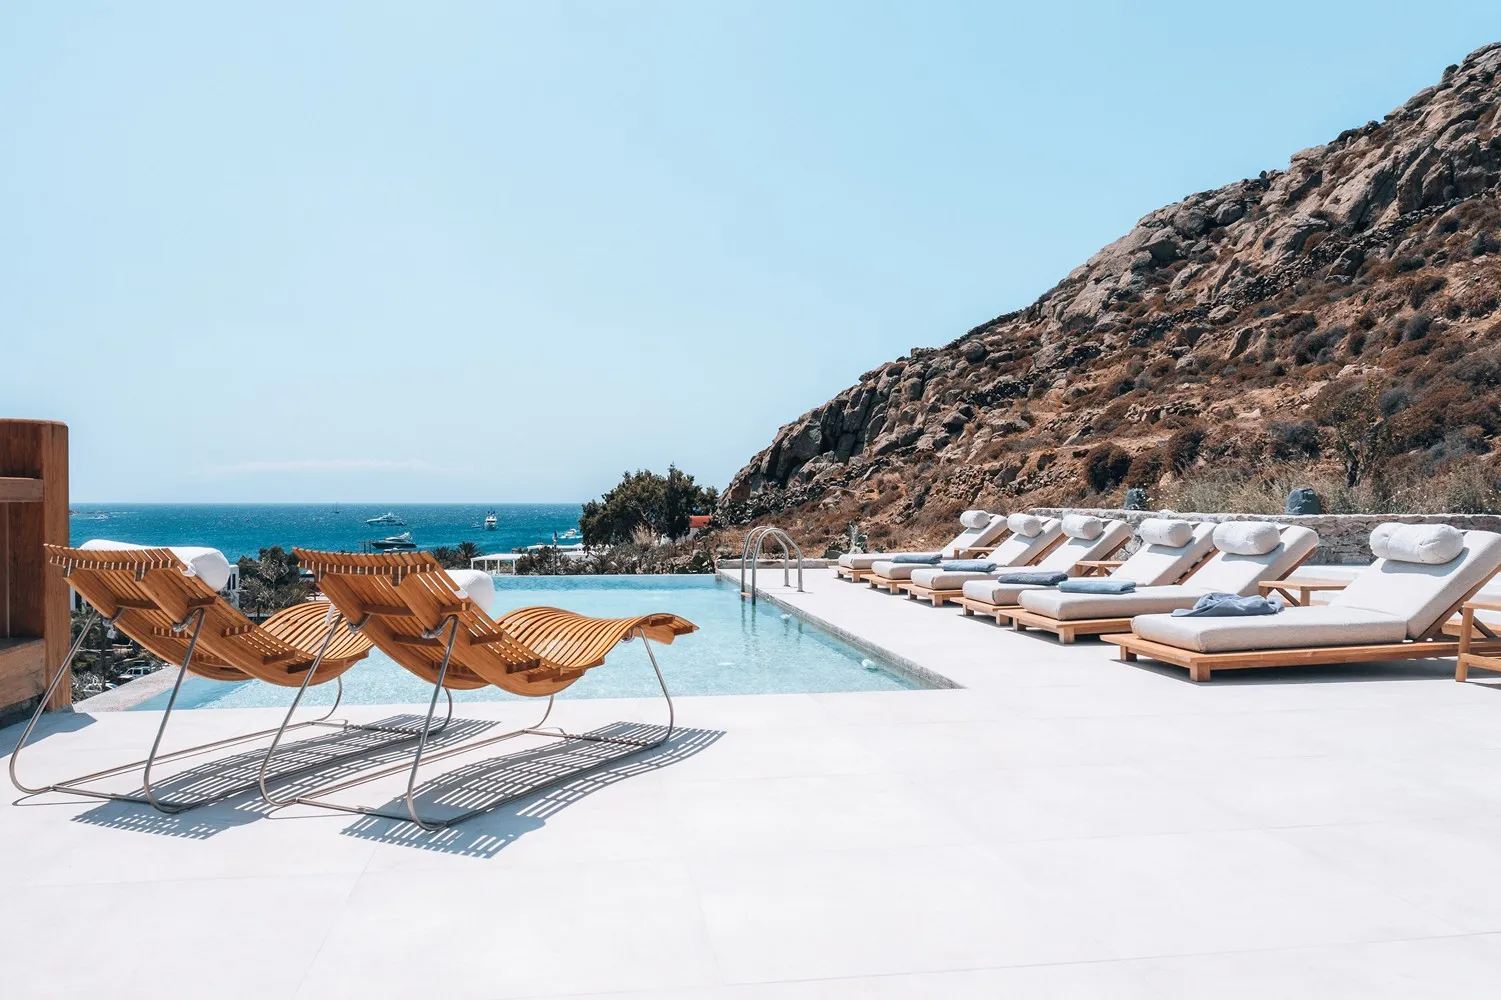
[1029,509,1501,565]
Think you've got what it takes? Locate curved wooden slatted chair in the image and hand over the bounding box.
[279,549,698,830]
[9,545,385,813]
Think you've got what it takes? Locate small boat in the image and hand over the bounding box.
[366,511,406,526]
[370,532,417,551]
[483,511,498,530]
[560,527,580,541]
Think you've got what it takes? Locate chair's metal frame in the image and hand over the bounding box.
[261,615,675,831]
[8,606,440,814]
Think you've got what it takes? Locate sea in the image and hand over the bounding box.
[67,503,583,561]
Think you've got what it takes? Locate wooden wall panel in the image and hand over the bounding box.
[0,420,69,717]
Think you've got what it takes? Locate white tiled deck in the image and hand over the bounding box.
[6,566,1501,998]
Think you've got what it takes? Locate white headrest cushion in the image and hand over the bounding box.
[1137,518,1194,548]
[1061,514,1104,540]
[1370,523,1465,565]
[445,568,496,613]
[1007,513,1044,538]
[80,539,233,592]
[1211,521,1282,556]
[959,509,993,530]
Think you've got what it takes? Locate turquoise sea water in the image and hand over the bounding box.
[69,502,582,560]
[135,575,918,709]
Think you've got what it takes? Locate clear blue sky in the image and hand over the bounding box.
[3,2,1497,502]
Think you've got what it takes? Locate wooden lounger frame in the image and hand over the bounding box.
[276,549,698,830]
[900,532,1117,608]
[9,545,390,814]
[1104,566,1501,682]
[990,545,1275,644]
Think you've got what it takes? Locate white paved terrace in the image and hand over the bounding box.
[4,565,1501,998]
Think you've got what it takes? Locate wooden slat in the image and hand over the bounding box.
[0,477,44,502]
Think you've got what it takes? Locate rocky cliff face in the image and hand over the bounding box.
[722,43,1501,551]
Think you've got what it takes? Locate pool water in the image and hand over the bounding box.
[135,575,919,710]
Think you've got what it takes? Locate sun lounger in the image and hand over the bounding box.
[954,517,1207,622]
[1009,522,1319,643]
[279,548,697,830]
[837,509,1008,582]
[867,514,1060,595]
[9,542,379,813]
[1106,524,1501,681]
[903,515,1129,607]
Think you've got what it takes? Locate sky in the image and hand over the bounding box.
[3,2,1498,502]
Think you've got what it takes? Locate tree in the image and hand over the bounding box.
[1313,377,1391,487]
[580,466,718,546]
[429,543,481,569]
[237,546,311,615]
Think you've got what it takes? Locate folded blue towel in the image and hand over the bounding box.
[991,570,1070,586]
[1171,592,1284,617]
[891,552,942,565]
[1058,577,1137,594]
[938,559,997,572]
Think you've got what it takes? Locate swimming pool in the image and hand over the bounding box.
[135,574,920,710]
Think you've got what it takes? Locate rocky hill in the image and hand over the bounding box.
[720,42,1501,553]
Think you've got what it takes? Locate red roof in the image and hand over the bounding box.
[689,515,712,528]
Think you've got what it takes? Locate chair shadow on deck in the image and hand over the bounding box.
[1126,655,1471,686]
[61,714,496,839]
[339,723,725,859]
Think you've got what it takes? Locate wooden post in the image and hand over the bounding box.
[0,420,69,722]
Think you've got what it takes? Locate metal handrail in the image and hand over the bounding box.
[740,526,803,603]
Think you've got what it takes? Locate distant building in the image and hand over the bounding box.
[688,515,712,538]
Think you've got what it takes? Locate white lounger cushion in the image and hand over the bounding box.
[982,517,1063,568]
[1017,525,1320,620]
[1061,514,1104,540]
[838,552,896,569]
[1137,518,1194,548]
[445,568,496,614]
[1007,513,1045,538]
[944,512,1010,556]
[80,538,233,592]
[961,578,1058,606]
[846,511,1009,569]
[1110,523,1216,586]
[959,509,993,529]
[1019,583,1213,620]
[909,568,1006,590]
[1330,529,1501,639]
[1369,523,1465,565]
[952,519,1134,605]
[1131,606,1407,653]
[1211,521,1282,556]
[868,560,924,581]
[1176,525,1320,594]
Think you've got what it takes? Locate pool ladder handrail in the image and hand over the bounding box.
[740,526,803,603]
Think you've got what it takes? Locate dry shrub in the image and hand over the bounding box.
[1162,462,1501,515]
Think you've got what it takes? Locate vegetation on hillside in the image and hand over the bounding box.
[579,466,718,546]
[718,43,1501,554]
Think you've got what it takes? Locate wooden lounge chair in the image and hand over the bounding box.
[1106,525,1501,682]
[867,514,1057,595]
[277,548,698,830]
[9,542,379,813]
[837,510,1010,583]
[955,518,1209,622]
[903,515,1131,608]
[1008,522,1319,643]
